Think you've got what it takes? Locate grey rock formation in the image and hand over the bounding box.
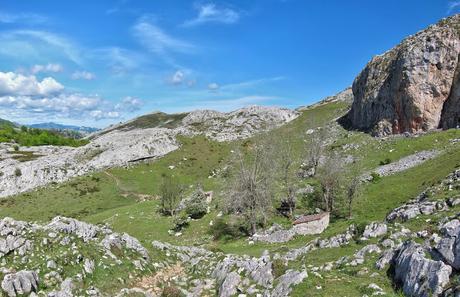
[362,222,388,239]
[270,270,308,297]
[47,216,99,242]
[1,270,39,297]
[392,241,451,297]
[435,219,460,269]
[218,271,241,297]
[343,14,460,136]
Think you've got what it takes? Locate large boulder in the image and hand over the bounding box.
[342,14,460,136]
[392,241,451,297]
[1,270,39,297]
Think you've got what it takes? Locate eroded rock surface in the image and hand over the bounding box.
[343,14,460,136]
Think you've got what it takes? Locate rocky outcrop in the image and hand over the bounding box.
[1,270,39,297]
[435,219,460,269]
[392,241,451,297]
[342,14,460,136]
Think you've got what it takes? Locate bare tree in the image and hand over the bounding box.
[316,153,344,213]
[346,176,360,218]
[303,127,327,177]
[226,139,275,235]
[275,138,297,218]
[159,175,184,216]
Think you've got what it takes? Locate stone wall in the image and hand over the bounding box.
[292,213,330,235]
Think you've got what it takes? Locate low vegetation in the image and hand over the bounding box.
[0,123,88,147]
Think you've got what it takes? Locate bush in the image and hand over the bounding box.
[14,168,22,177]
[161,286,184,297]
[379,158,391,166]
[184,187,207,219]
[210,217,248,240]
[172,214,189,232]
[370,172,381,183]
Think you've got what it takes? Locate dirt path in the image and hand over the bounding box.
[104,170,157,201]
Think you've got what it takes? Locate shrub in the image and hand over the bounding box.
[272,259,288,278]
[379,158,391,166]
[161,286,184,297]
[172,214,189,232]
[14,168,22,177]
[210,217,248,240]
[184,187,207,219]
[370,172,381,183]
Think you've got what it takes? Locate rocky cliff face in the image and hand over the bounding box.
[343,14,460,136]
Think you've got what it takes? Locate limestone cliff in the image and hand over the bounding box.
[343,14,460,136]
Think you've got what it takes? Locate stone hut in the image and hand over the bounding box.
[292,212,330,235]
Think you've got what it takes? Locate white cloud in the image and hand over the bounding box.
[133,19,195,57]
[170,70,185,85]
[183,3,240,27]
[0,71,140,121]
[208,82,220,91]
[0,11,47,24]
[71,71,96,80]
[115,96,143,112]
[0,72,63,96]
[31,63,63,74]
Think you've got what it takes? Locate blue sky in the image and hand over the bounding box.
[0,0,458,127]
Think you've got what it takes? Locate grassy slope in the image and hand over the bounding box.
[1,101,460,295]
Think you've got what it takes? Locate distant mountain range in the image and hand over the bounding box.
[28,122,99,134]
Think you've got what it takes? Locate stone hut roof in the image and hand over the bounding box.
[293,212,329,225]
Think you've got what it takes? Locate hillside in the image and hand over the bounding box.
[0,89,459,295]
[1,14,460,297]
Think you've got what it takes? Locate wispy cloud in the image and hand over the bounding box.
[133,19,195,55]
[0,11,47,24]
[0,30,83,65]
[220,76,285,91]
[448,1,460,12]
[173,95,277,113]
[115,96,143,112]
[31,63,63,74]
[90,47,147,75]
[183,3,240,27]
[71,71,95,80]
